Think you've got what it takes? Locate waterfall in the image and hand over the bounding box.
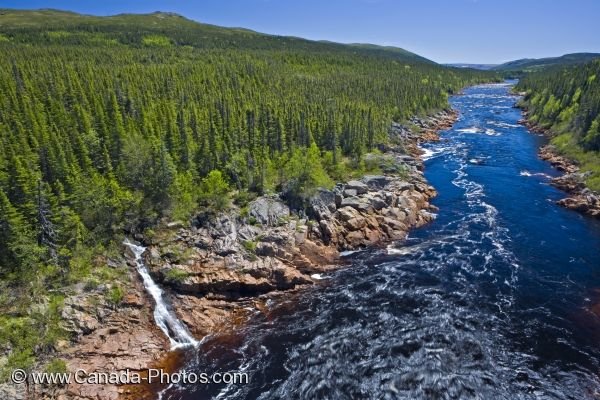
[124,240,198,349]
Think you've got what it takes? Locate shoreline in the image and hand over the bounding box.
[10,109,458,400]
[518,111,600,219]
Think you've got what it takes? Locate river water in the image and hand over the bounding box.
[164,82,600,399]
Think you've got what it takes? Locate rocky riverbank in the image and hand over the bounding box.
[142,109,457,342]
[5,109,457,400]
[518,113,600,218]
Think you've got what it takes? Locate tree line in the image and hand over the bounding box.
[516,60,600,191]
[517,60,600,151]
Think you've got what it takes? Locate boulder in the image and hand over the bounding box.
[344,189,358,197]
[340,196,362,209]
[319,220,336,244]
[365,193,387,210]
[272,267,312,290]
[558,197,590,212]
[249,197,290,226]
[382,217,407,232]
[345,180,369,194]
[260,231,291,245]
[345,231,366,248]
[384,192,397,207]
[298,240,340,267]
[308,189,337,220]
[294,223,308,245]
[366,215,380,229]
[397,195,417,211]
[361,175,392,189]
[212,238,238,256]
[346,216,367,231]
[393,181,415,191]
[364,228,381,244]
[385,207,407,222]
[340,197,374,213]
[256,242,276,257]
[336,206,361,222]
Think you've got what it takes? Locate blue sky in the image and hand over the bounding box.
[3,0,599,64]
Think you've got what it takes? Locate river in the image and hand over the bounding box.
[163,82,600,399]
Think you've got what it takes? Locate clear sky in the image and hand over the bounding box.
[2,0,600,64]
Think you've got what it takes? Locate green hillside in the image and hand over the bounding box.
[493,52,600,72]
[344,42,435,64]
[516,60,600,190]
[1,8,435,62]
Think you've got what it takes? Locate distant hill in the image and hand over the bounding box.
[0,8,435,64]
[345,43,435,64]
[444,63,498,70]
[493,53,600,72]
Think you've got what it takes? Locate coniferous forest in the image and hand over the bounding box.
[0,10,498,373]
[516,60,600,190]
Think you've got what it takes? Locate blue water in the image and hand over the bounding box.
[166,83,600,399]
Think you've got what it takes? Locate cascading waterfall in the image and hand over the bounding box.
[124,240,198,349]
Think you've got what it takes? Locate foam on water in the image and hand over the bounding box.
[457,127,483,133]
[340,249,362,257]
[420,147,435,161]
[485,128,500,136]
[488,120,521,129]
[520,170,552,179]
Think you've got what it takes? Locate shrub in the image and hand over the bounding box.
[283,143,333,201]
[234,190,257,207]
[45,359,68,374]
[107,286,124,305]
[164,268,189,283]
[199,170,231,212]
[242,240,257,253]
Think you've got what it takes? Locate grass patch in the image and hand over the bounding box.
[242,240,257,253]
[551,133,600,192]
[164,268,189,283]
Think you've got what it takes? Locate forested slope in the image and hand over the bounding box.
[494,52,600,72]
[516,60,600,191]
[0,9,496,373]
